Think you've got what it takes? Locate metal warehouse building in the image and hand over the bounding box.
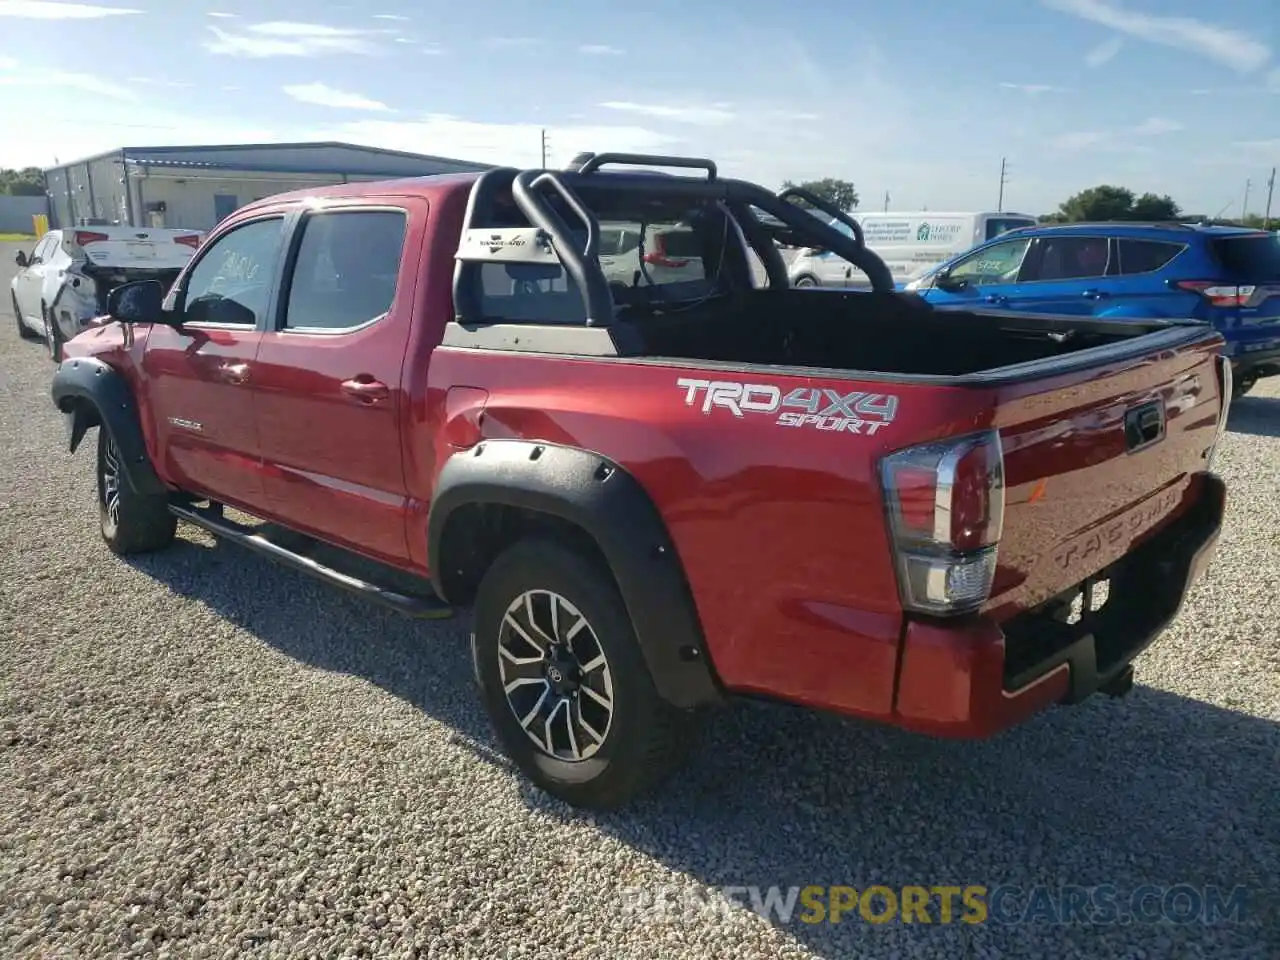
[44,141,493,232]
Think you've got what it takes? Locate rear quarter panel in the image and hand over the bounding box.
[417,348,997,717]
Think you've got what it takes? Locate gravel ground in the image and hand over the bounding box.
[1,246,1277,958]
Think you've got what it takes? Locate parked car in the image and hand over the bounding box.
[52,154,1229,809]
[903,221,1280,397]
[11,226,202,360]
[788,210,1036,288]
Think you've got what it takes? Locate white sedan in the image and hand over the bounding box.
[11,226,201,360]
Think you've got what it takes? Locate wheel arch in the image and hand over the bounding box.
[50,355,167,497]
[428,440,723,709]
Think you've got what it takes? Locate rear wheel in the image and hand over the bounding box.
[1233,372,1256,400]
[471,538,696,809]
[43,303,64,361]
[97,426,176,555]
[793,274,819,288]
[12,293,36,340]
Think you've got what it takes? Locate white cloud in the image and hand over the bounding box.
[1133,116,1182,135]
[207,10,235,17]
[0,55,18,69]
[205,21,384,57]
[283,82,391,112]
[1084,36,1123,67]
[1042,0,1269,72]
[1054,130,1107,150]
[373,13,408,20]
[599,100,736,125]
[0,1,140,18]
[128,75,192,88]
[999,82,1066,95]
[0,67,134,99]
[485,36,540,48]
[579,44,622,56]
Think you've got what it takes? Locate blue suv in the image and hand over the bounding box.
[903,222,1280,397]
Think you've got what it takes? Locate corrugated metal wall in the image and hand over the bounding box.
[130,172,390,230]
[45,155,127,226]
[126,143,489,177]
[0,196,50,234]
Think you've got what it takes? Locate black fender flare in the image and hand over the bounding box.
[50,356,167,497]
[427,440,722,709]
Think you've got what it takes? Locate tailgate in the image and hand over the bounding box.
[984,330,1227,619]
[73,228,200,270]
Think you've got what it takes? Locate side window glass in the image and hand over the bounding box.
[1117,239,1184,275]
[284,210,407,331]
[182,218,284,326]
[1027,237,1111,282]
[32,237,53,262]
[947,239,1031,286]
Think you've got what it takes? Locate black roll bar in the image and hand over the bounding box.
[454,163,897,326]
[777,186,867,248]
[511,170,615,325]
[576,152,718,180]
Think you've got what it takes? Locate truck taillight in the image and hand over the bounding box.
[642,234,689,269]
[879,429,1005,615]
[174,234,202,250]
[1176,280,1257,307]
[74,231,108,246]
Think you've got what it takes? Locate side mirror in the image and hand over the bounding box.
[934,272,968,293]
[15,251,28,268]
[107,279,166,325]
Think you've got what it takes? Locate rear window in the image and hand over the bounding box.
[1116,239,1185,275]
[1212,235,1280,280]
[471,193,733,324]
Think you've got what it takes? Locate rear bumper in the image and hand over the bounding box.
[1225,333,1280,377]
[890,473,1226,738]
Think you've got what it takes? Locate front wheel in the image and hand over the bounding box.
[97,426,176,554]
[1233,372,1256,400]
[12,294,37,340]
[472,539,696,809]
[792,274,819,288]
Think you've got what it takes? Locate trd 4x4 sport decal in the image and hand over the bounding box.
[676,378,898,435]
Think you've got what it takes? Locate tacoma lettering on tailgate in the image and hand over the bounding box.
[1051,485,1183,574]
[676,378,898,436]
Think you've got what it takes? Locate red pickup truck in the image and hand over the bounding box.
[51,153,1230,809]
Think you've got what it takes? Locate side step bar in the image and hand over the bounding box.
[169,504,454,620]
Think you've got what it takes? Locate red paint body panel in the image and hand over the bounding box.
[59,173,1229,738]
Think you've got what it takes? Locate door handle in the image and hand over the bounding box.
[341,377,389,403]
[218,362,250,385]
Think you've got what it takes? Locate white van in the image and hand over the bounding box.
[787,211,1037,288]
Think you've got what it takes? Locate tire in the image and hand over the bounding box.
[1232,373,1256,400]
[43,303,64,362]
[12,293,37,340]
[471,538,696,809]
[96,426,176,555]
[793,274,819,288]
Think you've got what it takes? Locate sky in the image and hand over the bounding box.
[0,0,1277,216]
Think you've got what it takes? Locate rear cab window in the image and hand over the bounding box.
[469,192,740,325]
[283,209,407,331]
[1211,234,1280,280]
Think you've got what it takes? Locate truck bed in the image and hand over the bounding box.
[624,287,1198,379]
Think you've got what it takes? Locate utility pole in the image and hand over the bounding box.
[540,128,548,168]
[1263,167,1276,231]
[1242,178,1252,221]
[883,191,890,212]
[997,157,1009,213]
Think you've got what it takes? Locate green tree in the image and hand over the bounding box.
[1057,185,1136,222]
[1130,192,1182,221]
[1052,185,1184,223]
[0,167,46,197]
[781,177,860,213]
